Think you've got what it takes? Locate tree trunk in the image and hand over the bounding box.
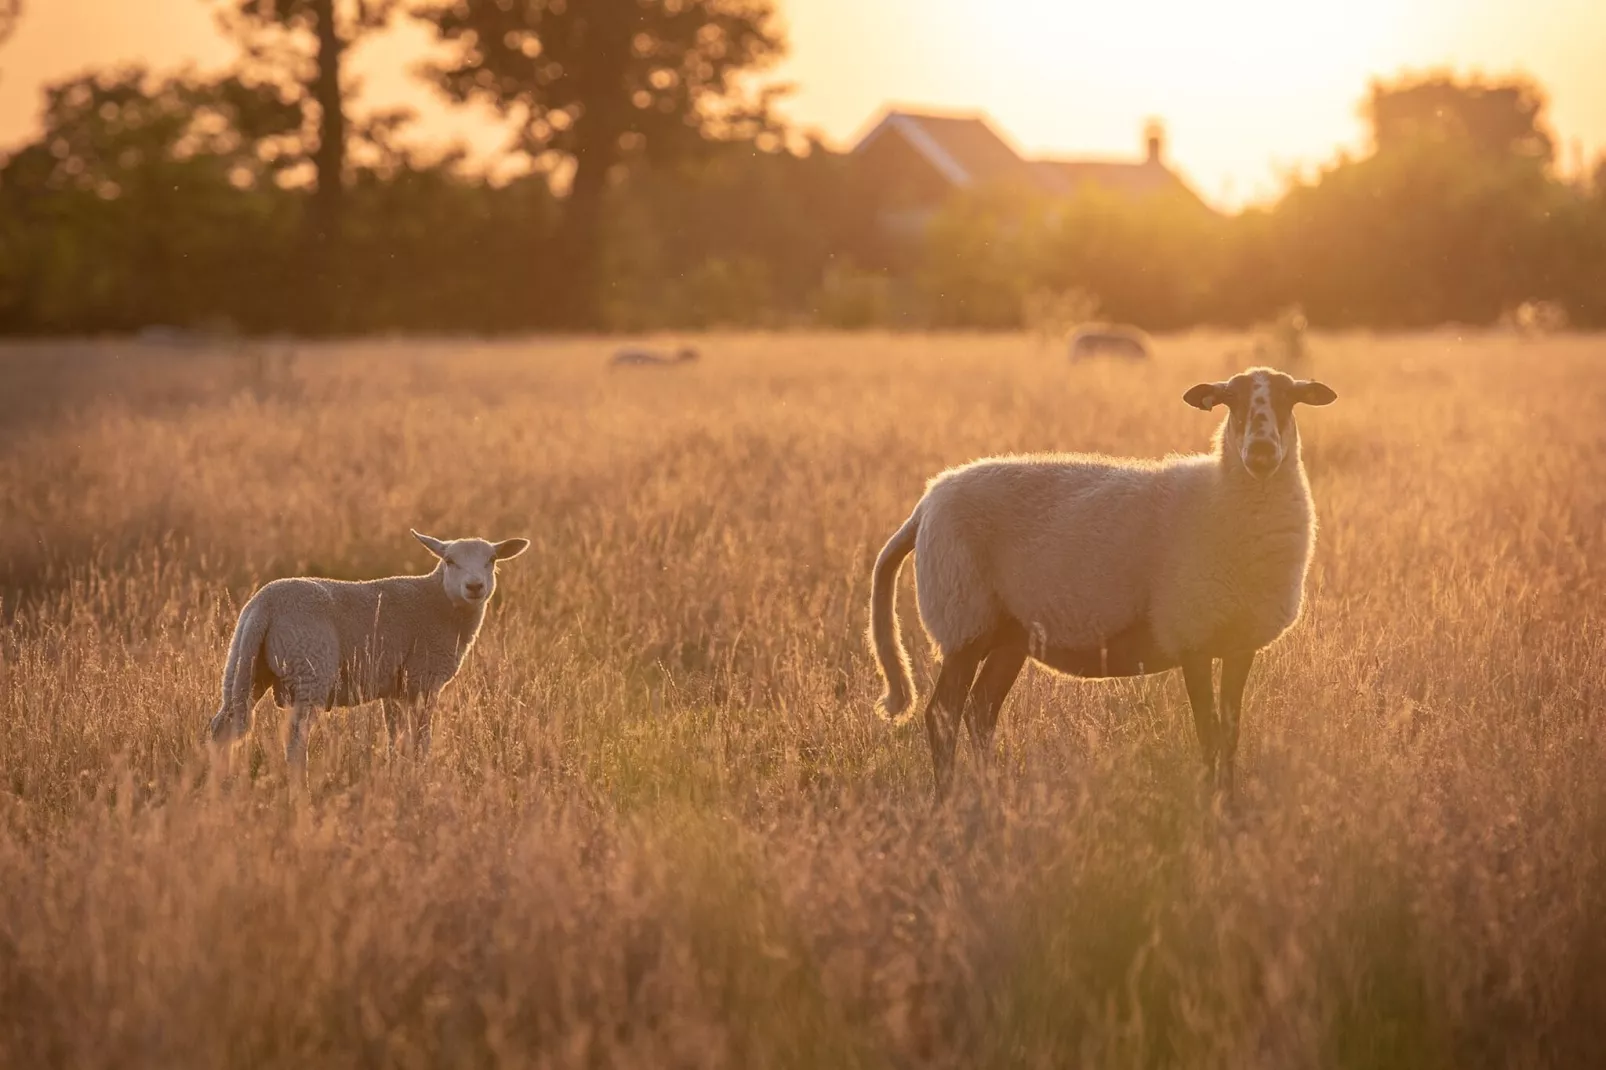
[553,134,614,330]
[550,0,632,330]
[308,0,345,333]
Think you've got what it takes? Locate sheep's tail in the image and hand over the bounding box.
[869,508,920,724]
[209,595,267,745]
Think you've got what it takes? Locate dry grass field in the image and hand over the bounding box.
[1,331,1603,1068]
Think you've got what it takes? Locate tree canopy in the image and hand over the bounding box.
[2,62,1603,335]
[415,0,787,326]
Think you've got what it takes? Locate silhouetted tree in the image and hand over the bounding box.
[417,0,786,327]
[3,58,1604,334]
[601,139,871,328]
[214,0,401,329]
[0,66,301,330]
[1260,73,1572,326]
[1366,73,1554,164]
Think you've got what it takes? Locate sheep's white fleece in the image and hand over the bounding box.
[872,420,1316,717]
[212,571,488,729]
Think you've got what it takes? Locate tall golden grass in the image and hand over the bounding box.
[1,332,1603,1067]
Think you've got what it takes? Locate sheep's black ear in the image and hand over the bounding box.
[412,529,448,558]
[1183,382,1228,411]
[1292,381,1337,406]
[494,538,530,561]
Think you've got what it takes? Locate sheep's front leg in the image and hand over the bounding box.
[1216,651,1255,801]
[1180,654,1219,785]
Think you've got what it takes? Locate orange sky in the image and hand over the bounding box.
[2,0,1603,208]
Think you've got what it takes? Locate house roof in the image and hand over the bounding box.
[853,108,1207,206]
[853,111,1048,192]
[1034,158,1187,198]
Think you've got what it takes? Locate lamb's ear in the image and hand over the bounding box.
[494,538,530,561]
[1292,380,1338,406]
[1183,382,1230,411]
[412,529,449,558]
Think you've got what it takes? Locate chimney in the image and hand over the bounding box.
[1144,119,1164,165]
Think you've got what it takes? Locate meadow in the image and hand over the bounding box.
[1,331,1603,1068]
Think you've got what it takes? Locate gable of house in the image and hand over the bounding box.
[853,111,1053,201]
[852,108,1210,210]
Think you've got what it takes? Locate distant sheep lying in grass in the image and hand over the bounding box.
[611,345,700,368]
[1068,323,1152,362]
[209,530,530,778]
[869,366,1337,801]
[1508,300,1569,337]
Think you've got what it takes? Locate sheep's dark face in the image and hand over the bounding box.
[1183,367,1337,479]
[412,531,531,608]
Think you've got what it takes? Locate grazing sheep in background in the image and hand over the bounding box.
[1512,300,1569,337]
[610,345,700,368]
[868,366,1337,801]
[208,530,530,779]
[1022,287,1102,350]
[1068,323,1152,362]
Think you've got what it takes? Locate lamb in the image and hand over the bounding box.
[867,366,1337,801]
[610,345,700,368]
[208,530,530,777]
[1068,323,1152,362]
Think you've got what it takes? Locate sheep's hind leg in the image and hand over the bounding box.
[925,643,985,802]
[1180,654,1220,790]
[1216,651,1255,801]
[963,625,1029,765]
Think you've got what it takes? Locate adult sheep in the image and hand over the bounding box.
[208,530,530,777]
[868,366,1337,801]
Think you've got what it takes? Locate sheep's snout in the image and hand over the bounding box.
[1243,438,1282,478]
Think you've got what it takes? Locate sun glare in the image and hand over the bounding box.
[901,0,1415,202]
[973,0,1407,93]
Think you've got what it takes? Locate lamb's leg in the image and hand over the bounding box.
[208,681,268,777]
[924,644,984,802]
[1217,651,1256,801]
[210,681,266,744]
[413,699,435,760]
[386,697,435,759]
[381,698,404,752]
[963,627,1029,762]
[285,703,316,785]
[1180,654,1220,787]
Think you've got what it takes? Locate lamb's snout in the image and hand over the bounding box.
[464,579,486,600]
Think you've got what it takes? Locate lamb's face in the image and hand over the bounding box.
[1183,367,1337,479]
[412,531,531,609]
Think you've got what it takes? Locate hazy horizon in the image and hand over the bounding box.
[2,0,1603,208]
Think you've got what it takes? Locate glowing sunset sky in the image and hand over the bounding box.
[1,0,1602,207]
